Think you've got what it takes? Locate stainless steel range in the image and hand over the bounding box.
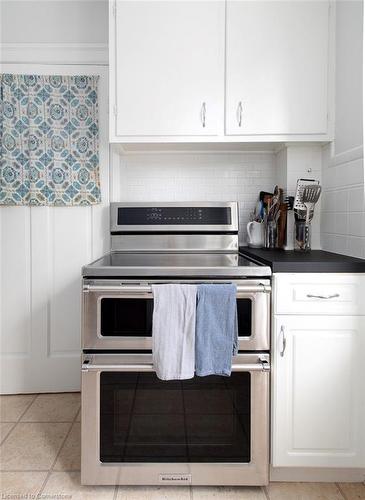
[81,202,271,486]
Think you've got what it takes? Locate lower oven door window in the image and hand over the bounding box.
[99,371,250,463]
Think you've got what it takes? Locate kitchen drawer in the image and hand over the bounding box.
[273,274,365,315]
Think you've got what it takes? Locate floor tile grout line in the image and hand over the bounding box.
[13,420,80,424]
[336,482,348,500]
[0,394,39,446]
[0,469,81,473]
[37,403,81,496]
[17,393,39,422]
[0,422,16,446]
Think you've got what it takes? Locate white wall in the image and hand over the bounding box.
[0,0,108,64]
[276,145,322,250]
[1,0,107,44]
[112,150,278,245]
[321,0,364,258]
[0,1,109,393]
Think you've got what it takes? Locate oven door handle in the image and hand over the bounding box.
[82,359,270,373]
[83,284,271,293]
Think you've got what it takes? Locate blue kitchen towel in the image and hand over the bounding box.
[195,284,238,377]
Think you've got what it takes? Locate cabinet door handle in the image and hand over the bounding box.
[279,325,286,357]
[236,101,243,127]
[200,102,206,128]
[306,293,340,299]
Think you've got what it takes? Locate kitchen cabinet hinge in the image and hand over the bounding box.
[113,105,118,117]
[112,1,116,17]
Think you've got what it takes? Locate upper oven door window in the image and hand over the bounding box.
[99,296,252,338]
[100,297,153,337]
[83,284,269,350]
[237,298,252,338]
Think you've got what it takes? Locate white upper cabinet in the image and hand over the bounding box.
[109,0,332,142]
[225,1,329,136]
[110,0,225,140]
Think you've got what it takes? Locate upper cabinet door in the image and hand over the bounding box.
[225,1,329,136]
[110,0,225,139]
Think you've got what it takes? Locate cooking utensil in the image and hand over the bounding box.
[293,178,319,213]
[284,196,294,211]
[302,184,322,225]
[277,203,287,248]
[259,191,273,202]
[302,184,322,250]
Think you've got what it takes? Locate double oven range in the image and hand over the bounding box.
[81,202,271,486]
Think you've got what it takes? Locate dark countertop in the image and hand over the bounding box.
[239,247,365,273]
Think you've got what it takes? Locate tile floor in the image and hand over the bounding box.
[0,393,364,500]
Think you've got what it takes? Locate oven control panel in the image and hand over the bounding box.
[117,206,232,226]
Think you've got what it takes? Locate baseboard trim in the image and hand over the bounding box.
[270,466,365,482]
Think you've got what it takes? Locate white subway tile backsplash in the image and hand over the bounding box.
[346,236,365,259]
[321,233,348,255]
[348,185,365,212]
[322,189,348,213]
[322,212,348,235]
[116,152,277,244]
[348,212,365,237]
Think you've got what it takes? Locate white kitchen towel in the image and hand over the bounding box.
[152,284,197,381]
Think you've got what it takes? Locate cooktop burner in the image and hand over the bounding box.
[82,252,271,278]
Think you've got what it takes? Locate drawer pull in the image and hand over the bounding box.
[236,101,243,127]
[200,102,206,128]
[306,293,340,300]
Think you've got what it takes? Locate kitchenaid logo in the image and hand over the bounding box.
[159,474,192,484]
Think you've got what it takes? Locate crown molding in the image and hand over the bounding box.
[0,43,108,66]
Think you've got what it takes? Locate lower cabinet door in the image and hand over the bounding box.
[272,315,365,467]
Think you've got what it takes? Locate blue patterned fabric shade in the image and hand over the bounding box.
[0,74,101,206]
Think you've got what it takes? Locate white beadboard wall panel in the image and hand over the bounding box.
[321,145,364,258]
[0,64,109,393]
[30,207,51,363]
[0,208,31,356]
[334,0,363,155]
[321,1,364,258]
[114,152,278,245]
[49,207,92,355]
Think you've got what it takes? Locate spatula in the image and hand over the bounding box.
[302,185,322,224]
[302,184,322,249]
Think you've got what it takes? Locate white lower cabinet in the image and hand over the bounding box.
[272,314,365,468]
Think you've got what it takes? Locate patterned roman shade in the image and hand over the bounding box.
[0,74,101,206]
